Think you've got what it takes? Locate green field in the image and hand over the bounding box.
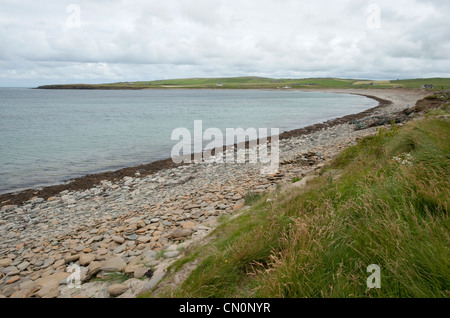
[37,77,450,90]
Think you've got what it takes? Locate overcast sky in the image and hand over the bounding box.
[0,0,449,86]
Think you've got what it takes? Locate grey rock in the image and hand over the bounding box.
[2,266,19,276]
[141,250,157,263]
[164,251,180,259]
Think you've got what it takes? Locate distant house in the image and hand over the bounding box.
[217,83,223,87]
[422,84,434,90]
[283,85,292,89]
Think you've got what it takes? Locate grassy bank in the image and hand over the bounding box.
[143,106,449,298]
[37,77,450,90]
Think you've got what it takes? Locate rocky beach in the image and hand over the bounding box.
[0,89,430,298]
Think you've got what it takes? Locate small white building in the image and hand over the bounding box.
[217,83,223,87]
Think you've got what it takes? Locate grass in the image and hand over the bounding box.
[391,78,450,90]
[243,191,264,206]
[292,177,303,183]
[37,77,450,90]
[144,106,449,298]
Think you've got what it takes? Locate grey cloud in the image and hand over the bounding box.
[0,0,449,86]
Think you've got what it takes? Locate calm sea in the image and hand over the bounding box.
[0,88,377,194]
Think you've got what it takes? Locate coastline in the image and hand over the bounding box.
[0,88,431,299]
[0,89,420,208]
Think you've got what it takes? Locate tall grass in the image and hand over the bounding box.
[150,111,449,298]
[255,114,449,298]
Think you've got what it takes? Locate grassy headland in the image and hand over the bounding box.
[37,77,450,90]
[142,98,449,298]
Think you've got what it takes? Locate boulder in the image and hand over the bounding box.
[107,284,128,297]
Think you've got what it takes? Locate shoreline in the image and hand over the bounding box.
[0,88,431,298]
[0,89,415,208]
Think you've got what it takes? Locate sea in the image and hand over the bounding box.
[0,88,378,194]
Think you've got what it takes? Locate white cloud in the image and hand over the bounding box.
[0,0,449,86]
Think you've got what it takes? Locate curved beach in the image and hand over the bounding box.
[0,88,429,298]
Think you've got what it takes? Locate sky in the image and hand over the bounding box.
[0,0,449,87]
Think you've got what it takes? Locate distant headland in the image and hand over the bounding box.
[36,77,450,90]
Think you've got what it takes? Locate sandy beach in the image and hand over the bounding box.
[0,88,430,298]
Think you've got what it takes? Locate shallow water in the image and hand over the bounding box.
[0,88,377,194]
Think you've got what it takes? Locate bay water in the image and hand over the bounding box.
[0,88,377,194]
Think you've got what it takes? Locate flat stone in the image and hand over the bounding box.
[107,284,129,297]
[117,278,146,298]
[53,259,65,269]
[112,236,125,244]
[136,236,151,244]
[113,244,127,254]
[10,291,28,298]
[74,245,85,252]
[1,286,15,297]
[181,221,196,229]
[101,256,127,272]
[41,257,55,269]
[96,248,108,256]
[36,285,59,298]
[169,228,193,239]
[124,264,140,275]
[125,234,138,241]
[64,254,80,263]
[134,267,150,279]
[2,266,19,276]
[58,281,109,299]
[19,279,37,293]
[79,254,96,266]
[0,258,13,267]
[36,272,71,291]
[164,251,180,259]
[6,276,20,284]
[17,261,30,272]
[87,261,103,277]
[141,250,156,263]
